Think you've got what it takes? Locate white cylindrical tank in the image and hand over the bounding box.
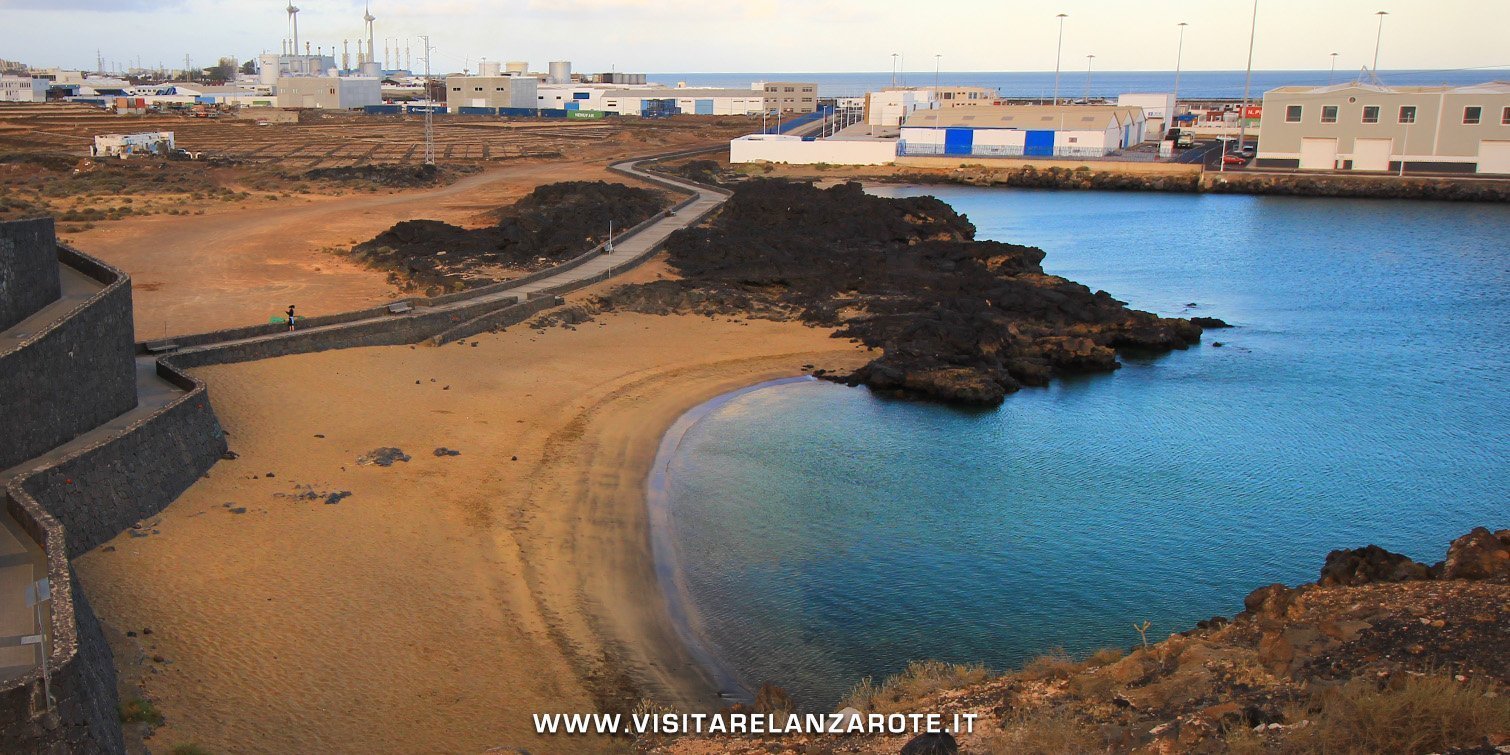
[548,61,571,84]
[360,60,382,77]
[479,60,501,77]
[258,53,281,86]
[505,61,528,75]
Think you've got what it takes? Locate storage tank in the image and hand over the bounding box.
[548,61,572,85]
[479,60,502,77]
[360,60,382,77]
[505,61,529,75]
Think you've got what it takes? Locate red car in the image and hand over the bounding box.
[1221,154,1247,166]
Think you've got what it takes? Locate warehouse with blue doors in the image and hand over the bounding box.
[898,105,1147,158]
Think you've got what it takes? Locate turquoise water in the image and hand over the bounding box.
[655,187,1510,710]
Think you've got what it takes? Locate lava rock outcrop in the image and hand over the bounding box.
[602,179,1204,404]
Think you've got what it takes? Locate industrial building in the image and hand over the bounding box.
[1116,93,1177,137]
[899,105,1147,158]
[865,89,937,126]
[927,86,1000,108]
[0,75,47,102]
[759,82,818,113]
[275,75,382,109]
[1256,81,1510,174]
[445,74,539,111]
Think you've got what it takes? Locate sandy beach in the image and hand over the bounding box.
[73,265,873,753]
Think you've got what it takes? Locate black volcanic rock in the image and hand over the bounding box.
[598,180,1202,404]
[349,181,667,289]
[1191,316,1232,329]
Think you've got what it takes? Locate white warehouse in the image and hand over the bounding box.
[899,105,1147,158]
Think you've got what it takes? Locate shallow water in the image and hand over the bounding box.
[656,186,1510,709]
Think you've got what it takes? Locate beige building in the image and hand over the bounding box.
[760,82,817,113]
[275,76,382,109]
[1257,81,1510,174]
[444,74,538,111]
[924,85,999,108]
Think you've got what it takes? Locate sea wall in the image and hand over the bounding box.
[1201,171,1510,202]
[0,244,138,472]
[0,218,60,331]
[881,163,1510,202]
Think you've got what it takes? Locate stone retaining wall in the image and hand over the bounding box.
[0,218,60,332]
[0,240,137,472]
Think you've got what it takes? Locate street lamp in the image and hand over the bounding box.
[934,54,942,90]
[891,53,899,87]
[1053,13,1068,105]
[1329,52,1339,84]
[1173,22,1188,133]
[1372,11,1388,73]
[1236,0,1259,162]
[1084,54,1095,103]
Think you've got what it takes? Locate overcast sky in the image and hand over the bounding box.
[1,0,1506,76]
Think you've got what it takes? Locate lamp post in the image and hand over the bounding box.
[1053,13,1068,105]
[891,53,898,87]
[1084,54,1095,103]
[1329,52,1339,84]
[934,54,941,90]
[1171,22,1188,143]
[1372,11,1388,74]
[1236,0,1258,162]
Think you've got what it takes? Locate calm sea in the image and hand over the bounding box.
[653,187,1510,710]
[650,69,1504,99]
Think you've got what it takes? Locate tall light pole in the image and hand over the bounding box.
[1236,0,1259,159]
[934,54,942,90]
[1172,21,1188,132]
[421,35,434,166]
[1372,11,1388,73]
[1084,54,1095,102]
[891,53,899,87]
[1053,13,1068,105]
[1329,52,1339,84]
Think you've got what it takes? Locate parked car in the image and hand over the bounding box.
[1176,132,1196,148]
[1239,146,1256,158]
[1222,154,1247,166]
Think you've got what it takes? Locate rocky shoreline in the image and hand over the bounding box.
[568,179,1209,404]
[650,528,1510,754]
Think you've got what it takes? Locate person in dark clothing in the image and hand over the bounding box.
[286,304,297,332]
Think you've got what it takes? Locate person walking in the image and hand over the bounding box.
[286,304,297,332]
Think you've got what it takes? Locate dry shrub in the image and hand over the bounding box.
[1237,674,1510,754]
[969,709,1100,755]
[1084,647,1126,668]
[840,660,993,714]
[1065,669,1120,701]
[1018,648,1083,682]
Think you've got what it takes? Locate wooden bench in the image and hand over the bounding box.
[387,302,414,315]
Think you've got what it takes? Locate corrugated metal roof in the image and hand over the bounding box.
[1267,80,1510,95]
[902,104,1143,129]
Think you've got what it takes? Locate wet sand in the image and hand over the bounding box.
[74,274,873,753]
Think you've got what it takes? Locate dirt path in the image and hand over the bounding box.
[67,159,621,338]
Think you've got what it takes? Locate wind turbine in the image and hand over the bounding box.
[364,3,377,71]
[286,4,300,55]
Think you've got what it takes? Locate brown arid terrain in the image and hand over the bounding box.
[652,530,1510,755]
[0,104,751,335]
[72,261,875,755]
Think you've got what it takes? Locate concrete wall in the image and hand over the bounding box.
[0,217,61,331]
[731,136,896,166]
[896,154,1204,175]
[0,243,138,473]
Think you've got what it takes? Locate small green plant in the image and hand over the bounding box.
[1133,620,1152,650]
[119,697,164,726]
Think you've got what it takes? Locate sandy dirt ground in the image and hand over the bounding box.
[64,158,625,339]
[74,267,873,754]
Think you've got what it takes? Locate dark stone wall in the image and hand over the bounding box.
[0,218,61,332]
[21,372,226,557]
[0,245,138,472]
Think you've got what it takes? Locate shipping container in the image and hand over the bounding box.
[566,110,606,120]
[364,104,403,115]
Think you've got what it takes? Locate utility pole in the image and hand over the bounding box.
[1372,11,1388,74]
[1053,13,1068,105]
[891,53,898,87]
[184,54,192,80]
[421,35,435,166]
[1329,52,1339,84]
